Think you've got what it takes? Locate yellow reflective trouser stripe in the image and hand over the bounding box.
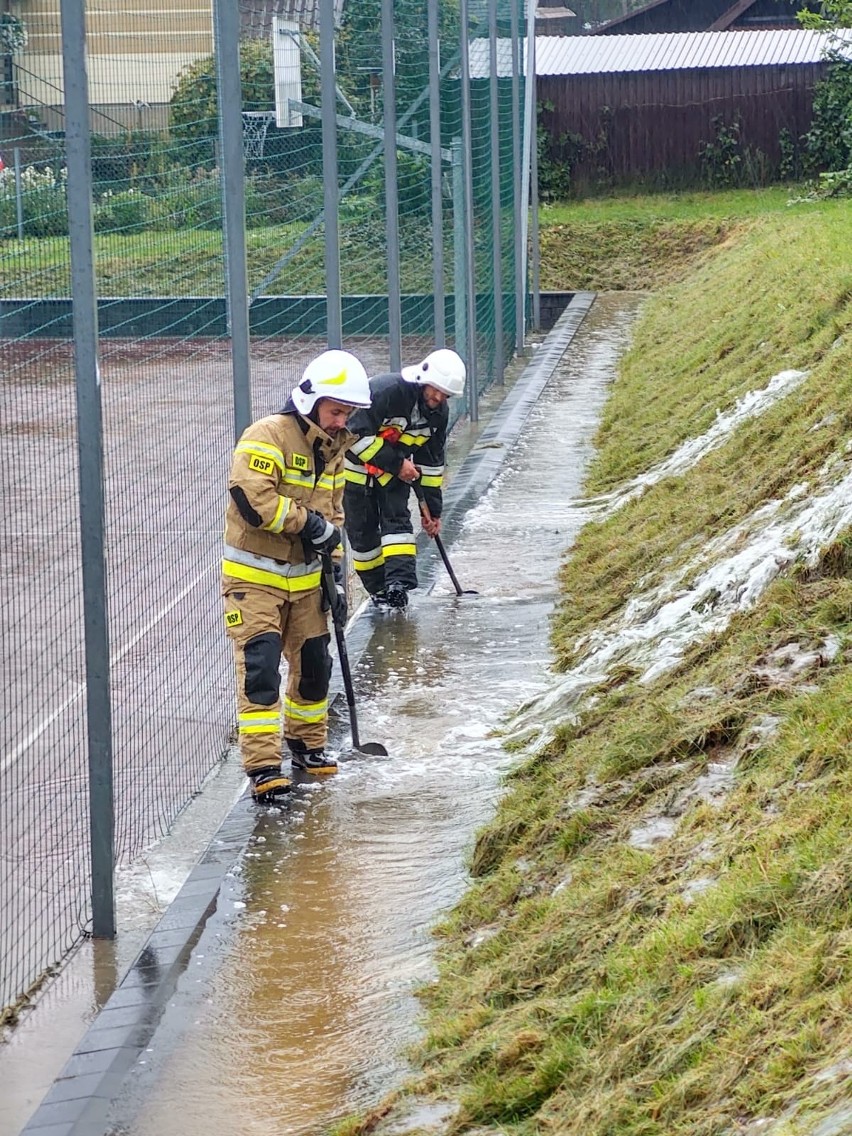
[235,441,285,473]
[355,436,384,462]
[377,471,393,486]
[383,543,417,558]
[420,475,442,487]
[353,552,385,571]
[284,696,328,723]
[345,468,368,484]
[263,494,292,533]
[222,559,321,592]
[239,710,281,735]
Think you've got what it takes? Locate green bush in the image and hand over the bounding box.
[361,150,432,220]
[804,56,852,172]
[89,131,174,194]
[149,166,222,230]
[699,115,744,188]
[94,188,150,233]
[0,165,68,238]
[170,39,275,145]
[244,173,325,227]
[815,166,852,196]
[778,126,805,182]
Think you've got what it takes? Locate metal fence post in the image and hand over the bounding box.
[60,0,115,940]
[530,53,541,331]
[13,147,23,240]
[452,139,467,365]
[489,0,504,383]
[320,0,343,348]
[382,0,402,371]
[214,0,252,438]
[519,0,536,352]
[428,0,445,347]
[459,0,479,421]
[511,0,524,352]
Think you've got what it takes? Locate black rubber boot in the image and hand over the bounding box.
[249,766,291,802]
[369,590,389,608]
[385,583,409,609]
[287,739,338,775]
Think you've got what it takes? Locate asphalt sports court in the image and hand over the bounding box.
[0,332,433,1016]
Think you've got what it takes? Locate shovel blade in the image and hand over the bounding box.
[355,741,389,756]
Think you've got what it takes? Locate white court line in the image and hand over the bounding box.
[1,567,217,776]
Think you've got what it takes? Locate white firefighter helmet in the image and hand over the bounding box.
[401,348,466,397]
[292,350,372,414]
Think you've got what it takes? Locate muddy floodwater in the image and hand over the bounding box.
[86,296,643,1136]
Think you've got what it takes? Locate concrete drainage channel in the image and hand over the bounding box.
[19,292,596,1136]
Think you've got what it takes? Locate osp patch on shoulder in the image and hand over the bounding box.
[224,609,243,628]
[248,454,275,476]
[292,453,310,470]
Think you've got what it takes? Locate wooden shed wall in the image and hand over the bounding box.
[538,62,824,182]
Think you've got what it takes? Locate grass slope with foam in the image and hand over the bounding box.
[336,191,852,1135]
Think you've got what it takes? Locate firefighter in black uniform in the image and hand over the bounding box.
[344,349,466,609]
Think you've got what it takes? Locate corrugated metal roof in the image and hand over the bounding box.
[241,0,347,34]
[468,28,852,78]
[538,28,852,73]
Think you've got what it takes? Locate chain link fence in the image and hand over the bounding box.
[0,0,531,1024]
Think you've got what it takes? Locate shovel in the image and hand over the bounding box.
[321,555,388,756]
[411,480,479,596]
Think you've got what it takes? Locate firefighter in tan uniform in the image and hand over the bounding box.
[222,350,372,801]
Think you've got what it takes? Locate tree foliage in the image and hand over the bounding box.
[806,57,852,170]
[800,0,852,175]
[798,0,852,29]
[337,0,459,129]
[170,38,277,141]
[169,0,457,147]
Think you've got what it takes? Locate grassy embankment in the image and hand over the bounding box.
[335,188,852,1135]
[0,217,436,297]
[0,186,794,298]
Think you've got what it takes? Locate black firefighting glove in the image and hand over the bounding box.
[331,561,348,625]
[301,509,342,557]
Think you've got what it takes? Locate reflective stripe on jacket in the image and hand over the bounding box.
[223,408,353,589]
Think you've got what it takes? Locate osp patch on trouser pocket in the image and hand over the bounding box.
[223,590,246,633]
[224,608,244,630]
[223,584,286,774]
[244,631,282,706]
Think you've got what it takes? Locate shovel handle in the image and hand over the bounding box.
[410,481,464,596]
[321,554,362,750]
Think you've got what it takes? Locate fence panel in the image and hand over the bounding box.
[1,0,529,1024]
[1,0,236,1021]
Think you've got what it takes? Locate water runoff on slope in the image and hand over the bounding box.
[104,295,644,1136]
[507,356,849,752]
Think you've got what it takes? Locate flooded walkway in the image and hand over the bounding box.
[14,294,644,1136]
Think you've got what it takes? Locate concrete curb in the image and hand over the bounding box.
[19,291,596,1136]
